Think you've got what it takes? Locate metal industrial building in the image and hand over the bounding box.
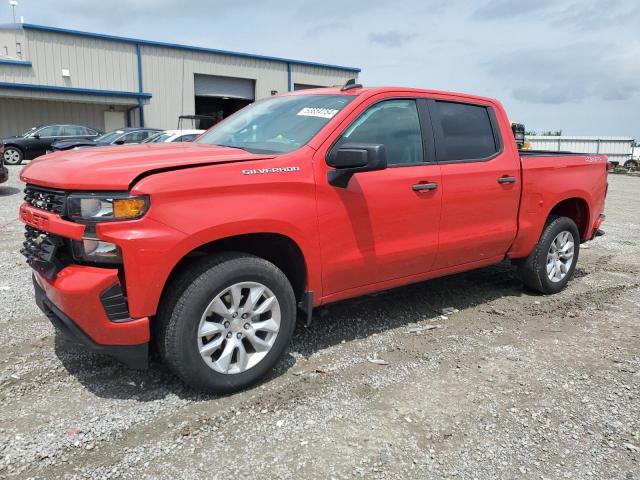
[526,135,636,167]
[0,23,360,137]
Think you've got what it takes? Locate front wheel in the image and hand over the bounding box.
[518,215,580,294]
[157,253,296,393]
[3,147,23,165]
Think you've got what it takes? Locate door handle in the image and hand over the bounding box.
[497,176,516,184]
[412,182,438,191]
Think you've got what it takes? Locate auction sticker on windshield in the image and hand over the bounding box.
[297,107,339,119]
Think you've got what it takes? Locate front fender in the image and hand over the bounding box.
[107,158,321,317]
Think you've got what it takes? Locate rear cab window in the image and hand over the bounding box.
[430,101,501,162]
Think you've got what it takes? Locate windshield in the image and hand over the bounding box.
[196,94,355,154]
[96,130,125,143]
[21,127,38,137]
[143,133,172,143]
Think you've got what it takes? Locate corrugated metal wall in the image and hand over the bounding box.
[0,97,109,135]
[526,136,634,164]
[140,47,357,130]
[139,45,291,130]
[0,29,138,91]
[291,64,354,89]
[0,25,359,133]
[0,27,27,60]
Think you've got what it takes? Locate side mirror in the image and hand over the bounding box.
[326,142,387,188]
[113,140,125,145]
[32,133,40,139]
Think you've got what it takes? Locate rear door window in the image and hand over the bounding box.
[432,101,499,162]
[63,126,85,136]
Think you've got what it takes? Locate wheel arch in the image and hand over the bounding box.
[547,197,590,240]
[3,144,23,154]
[161,232,309,305]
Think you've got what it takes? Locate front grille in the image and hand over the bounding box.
[20,226,66,279]
[24,185,66,215]
[100,284,131,322]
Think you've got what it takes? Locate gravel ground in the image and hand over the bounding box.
[0,166,639,479]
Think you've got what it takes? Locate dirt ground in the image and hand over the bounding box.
[0,167,638,479]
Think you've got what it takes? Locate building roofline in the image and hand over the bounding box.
[0,58,32,66]
[0,81,152,98]
[18,23,361,73]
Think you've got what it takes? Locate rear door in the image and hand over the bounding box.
[314,96,442,296]
[63,125,92,140]
[428,99,520,269]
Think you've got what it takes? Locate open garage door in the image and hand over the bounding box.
[194,74,255,130]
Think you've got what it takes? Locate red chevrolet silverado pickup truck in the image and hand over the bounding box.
[19,83,608,392]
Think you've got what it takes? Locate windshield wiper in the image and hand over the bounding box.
[214,143,248,152]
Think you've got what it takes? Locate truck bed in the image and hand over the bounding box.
[520,150,587,157]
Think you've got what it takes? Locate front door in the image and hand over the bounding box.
[26,125,65,158]
[315,97,442,296]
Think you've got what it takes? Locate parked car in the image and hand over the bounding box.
[2,124,101,164]
[19,83,608,393]
[143,130,204,143]
[49,127,162,152]
[0,145,7,183]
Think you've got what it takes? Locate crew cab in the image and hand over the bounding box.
[19,83,608,393]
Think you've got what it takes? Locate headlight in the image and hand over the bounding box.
[67,194,149,222]
[72,239,122,263]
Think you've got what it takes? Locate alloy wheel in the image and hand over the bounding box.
[197,282,281,374]
[3,148,21,165]
[546,231,575,282]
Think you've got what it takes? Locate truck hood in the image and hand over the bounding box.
[21,142,275,190]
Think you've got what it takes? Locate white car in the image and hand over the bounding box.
[143,129,204,144]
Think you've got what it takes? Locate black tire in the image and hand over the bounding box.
[518,215,580,294]
[624,160,638,171]
[156,252,296,393]
[3,146,24,165]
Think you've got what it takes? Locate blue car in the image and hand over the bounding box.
[49,127,162,152]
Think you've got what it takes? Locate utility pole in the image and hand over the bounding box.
[9,1,19,58]
[10,0,18,24]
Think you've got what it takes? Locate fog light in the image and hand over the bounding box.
[72,239,122,263]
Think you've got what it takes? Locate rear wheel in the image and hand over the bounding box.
[157,252,296,393]
[518,215,580,294]
[3,147,23,165]
[624,159,638,171]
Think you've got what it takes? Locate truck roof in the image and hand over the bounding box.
[284,86,499,105]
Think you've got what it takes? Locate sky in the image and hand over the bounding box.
[3,0,640,139]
